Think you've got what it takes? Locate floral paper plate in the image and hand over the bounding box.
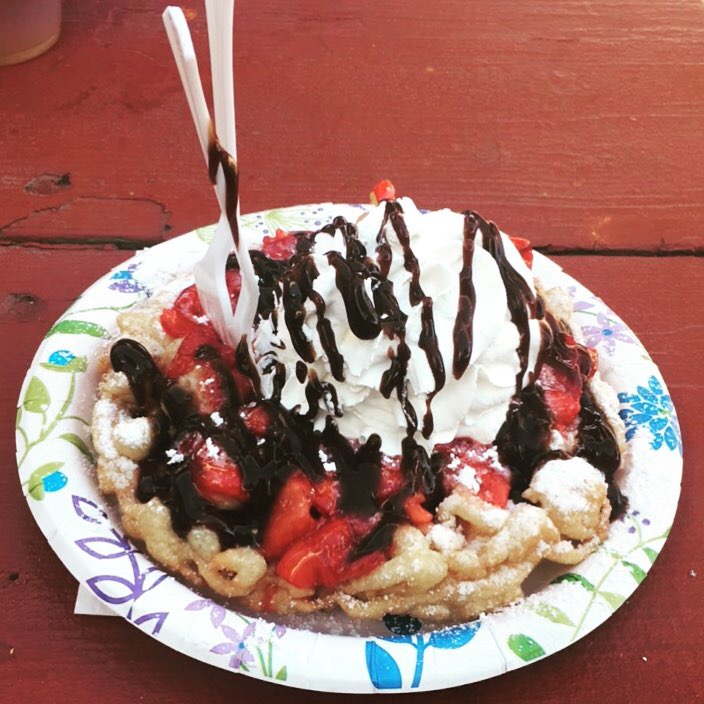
[16,204,683,693]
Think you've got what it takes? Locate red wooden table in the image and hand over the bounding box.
[1,1,703,701]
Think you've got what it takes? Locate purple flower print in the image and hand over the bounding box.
[211,623,257,670]
[108,263,149,294]
[566,285,596,313]
[186,598,227,629]
[581,312,634,353]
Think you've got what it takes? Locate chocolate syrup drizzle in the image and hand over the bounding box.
[478,214,537,393]
[207,132,240,248]
[452,213,477,380]
[111,196,626,558]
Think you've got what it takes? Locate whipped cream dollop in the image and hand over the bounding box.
[252,197,543,455]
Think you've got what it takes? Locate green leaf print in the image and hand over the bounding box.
[531,602,575,627]
[195,225,216,243]
[23,376,51,414]
[262,207,316,233]
[27,461,64,500]
[275,666,287,681]
[599,591,626,611]
[507,634,545,662]
[59,433,95,463]
[643,547,658,564]
[15,406,22,428]
[551,573,596,592]
[45,320,109,339]
[40,356,87,373]
[621,560,647,584]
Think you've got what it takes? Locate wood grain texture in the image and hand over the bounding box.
[1,0,704,250]
[0,248,702,702]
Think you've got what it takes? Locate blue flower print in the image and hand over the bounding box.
[366,617,481,689]
[618,376,682,454]
[109,263,148,294]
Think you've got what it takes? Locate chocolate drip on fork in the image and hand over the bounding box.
[207,133,240,248]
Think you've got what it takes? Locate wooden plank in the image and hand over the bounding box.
[1,1,704,250]
[0,247,701,701]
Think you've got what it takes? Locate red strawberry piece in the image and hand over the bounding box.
[404,492,433,525]
[191,437,249,508]
[560,332,598,379]
[161,273,241,340]
[370,179,396,205]
[437,438,511,508]
[260,472,318,560]
[165,328,219,378]
[509,236,533,269]
[475,470,510,507]
[312,476,340,517]
[160,306,197,339]
[160,284,208,339]
[376,455,405,502]
[240,403,271,437]
[537,362,583,431]
[173,283,205,320]
[276,517,385,589]
[225,268,242,310]
[261,228,298,260]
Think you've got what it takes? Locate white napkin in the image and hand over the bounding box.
[74,584,115,616]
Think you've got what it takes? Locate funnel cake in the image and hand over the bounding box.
[91,185,627,621]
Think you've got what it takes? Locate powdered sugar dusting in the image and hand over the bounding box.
[530,457,605,516]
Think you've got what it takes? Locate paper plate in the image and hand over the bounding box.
[16,203,683,693]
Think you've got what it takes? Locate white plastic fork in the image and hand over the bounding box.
[162,4,258,351]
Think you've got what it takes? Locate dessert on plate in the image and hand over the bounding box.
[91,180,627,621]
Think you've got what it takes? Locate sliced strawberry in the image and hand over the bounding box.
[240,403,271,437]
[537,362,582,431]
[191,437,248,508]
[276,517,385,589]
[160,306,199,339]
[312,476,340,517]
[404,492,433,525]
[161,274,241,341]
[172,284,205,322]
[476,470,510,507]
[437,438,511,508]
[370,179,396,205]
[165,329,219,378]
[376,455,405,502]
[260,472,318,560]
[261,228,298,260]
[509,236,533,269]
